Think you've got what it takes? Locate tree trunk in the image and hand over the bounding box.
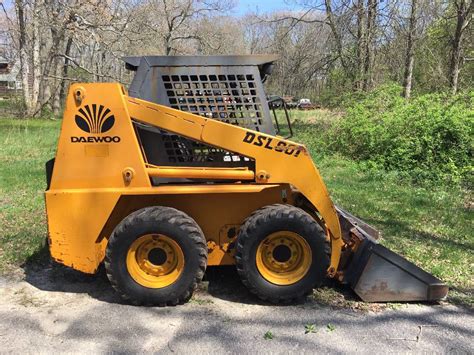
[52,53,63,116]
[30,0,43,116]
[59,36,73,103]
[165,33,173,55]
[449,12,463,95]
[355,0,365,90]
[325,0,349,75]
[363,0,377,91]
[403,0,418,99]
[15,0,32,116]
[39,22,53,113]
[448,0,473,95]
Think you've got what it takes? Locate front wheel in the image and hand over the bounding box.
[105,206,207,306]
[235,204,329,303]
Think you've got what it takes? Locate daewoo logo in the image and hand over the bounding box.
[71,104,121,143]
[75,104,115,133]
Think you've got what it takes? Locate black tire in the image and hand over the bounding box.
[105,206,207,306]
[235,204,329,303]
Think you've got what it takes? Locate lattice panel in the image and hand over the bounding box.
[163,73,263,132]
[135,124,254,168]
[161,132,252,164]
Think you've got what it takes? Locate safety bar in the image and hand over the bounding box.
[146,167,255,180]
[267,96,293,139]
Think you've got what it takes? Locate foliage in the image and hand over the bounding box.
[414,9,474,94]
[304,324,317,334]
[0,97,64,120]
[263,331,274,340]
[318,68,355,107]
[325,84,474,185]
[0,97,27,118]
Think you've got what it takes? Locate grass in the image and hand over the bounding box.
[0,98,23,115]
[263,331,274,340]
[0,119,59,272]
[304,324,317,334]
[0,111,472,306]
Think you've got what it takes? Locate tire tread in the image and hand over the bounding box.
[235,204,330,303]
[105,206,207,306]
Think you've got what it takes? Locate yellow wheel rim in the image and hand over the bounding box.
[256,231,312,285]
[126,234,184,288]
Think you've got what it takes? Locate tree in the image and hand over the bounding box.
[363,0,377,91]
[4,0,472,118]
[138,0,231,55]
[448,0,473,94]
[14,0,32,115]
[355,0,365,90]
[403,0,419,98]
[249,9,332,98]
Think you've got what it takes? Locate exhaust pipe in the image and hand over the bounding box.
[336,207,449,302]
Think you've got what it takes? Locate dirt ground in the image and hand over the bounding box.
[0,264,472,353]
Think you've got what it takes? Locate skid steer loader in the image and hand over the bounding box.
[44,55,448,306]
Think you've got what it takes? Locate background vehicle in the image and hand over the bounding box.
[297,98,315,110]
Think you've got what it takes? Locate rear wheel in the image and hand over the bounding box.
[105,206,207,306]
[236,204,329,303]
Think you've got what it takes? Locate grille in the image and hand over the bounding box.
[163,73,263,131]
[135,124,254,168]
[124,55,277,169]
[161,133,251,164]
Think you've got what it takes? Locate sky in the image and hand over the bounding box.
[1,0,300,16]
[234,0,298,16]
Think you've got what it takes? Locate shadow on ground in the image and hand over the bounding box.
[22,259,265,306]
[21,243,363,308]
[21,243,463,310]
[20,243,265,306]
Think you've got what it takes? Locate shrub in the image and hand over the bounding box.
[325,84,473,185]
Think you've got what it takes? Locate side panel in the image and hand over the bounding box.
[46,185,291,273]
[45,190,121,273]
[50,83,150,190]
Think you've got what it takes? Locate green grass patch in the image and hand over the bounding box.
[0,119,59,272]
[0,98,25,118]
[0,115,472,306]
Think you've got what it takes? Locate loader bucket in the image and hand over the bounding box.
[337,208,449,302]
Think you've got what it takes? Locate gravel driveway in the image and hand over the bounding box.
[0,265,472,353]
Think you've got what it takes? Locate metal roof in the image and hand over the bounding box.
[122,55,278,71]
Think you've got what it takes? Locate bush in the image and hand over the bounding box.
[325,84,473,185]
[0,96,26,118]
